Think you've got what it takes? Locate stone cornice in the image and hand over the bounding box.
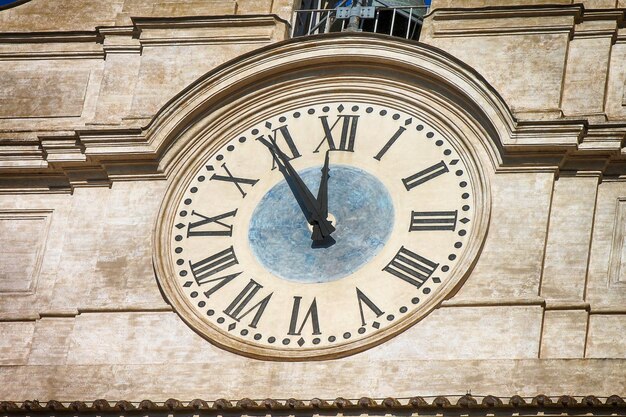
[131,15,288,46]
[1,33,626,192]
[1,394,624,414]
[429,5,583,37]
[0,15,288,60]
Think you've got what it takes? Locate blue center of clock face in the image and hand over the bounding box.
[248,165,394,283]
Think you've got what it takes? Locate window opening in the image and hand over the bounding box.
[291,0,429,40]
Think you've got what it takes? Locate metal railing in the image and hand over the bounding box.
[291,5,429,40]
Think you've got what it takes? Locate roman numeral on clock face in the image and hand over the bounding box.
[402,161,449,191]
[268,125,300,168]
[189,246,241,297]
[287,296,321,335]
[356,288,384,327]
[223,279,273,329]
[314,115,359,152]
[187,209,237,237]
[373,126,406,161]
[210,163,259,198]
[383,246,439,288]
[410,210,457,232]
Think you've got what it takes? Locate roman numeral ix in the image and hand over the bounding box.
[187,209,237,237]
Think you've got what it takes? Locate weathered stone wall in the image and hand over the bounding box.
[421,0,626,373]
[0,0,624,405]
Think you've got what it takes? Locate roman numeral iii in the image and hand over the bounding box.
[409,210,457,232]
[383,246,438,288]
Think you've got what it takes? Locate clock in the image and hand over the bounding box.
[154,100,489,360]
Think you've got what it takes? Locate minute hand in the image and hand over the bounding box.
[312,150,330,241]
[258,138,335,240]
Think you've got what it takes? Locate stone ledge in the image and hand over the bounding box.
[1,394,624,414]
[0,360,624,401]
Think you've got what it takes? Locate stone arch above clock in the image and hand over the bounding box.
[149,33,511,178]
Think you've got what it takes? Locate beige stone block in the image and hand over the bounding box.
[66,312,232,365]
[540,310,587,358]
[430,0,572,7]
[0,194,71,318]
[586,182,626,309]
[121,0,157,14]
[129,43,271,117]
[582,0,618,8]
[152,1,236,15]
[586,314,626,358]
[43,187,110,311]
[425,33,568,116]
[605,40,626,121]
[93,53,142,124]
[541,176,598,300]
[86,181,168,309]
[27,317,75,365]
[454,172,553,299]
[561,35,612,117]
[0,210,51,293]
[362,306,542,360]
[0,69,91,118]
[0,0,124,32]
[0,321,35,365]
[39,182,168,311]
[62,306,541,365]
[0,359,624,400]
[237,0,272,14]
[270,0,295,22]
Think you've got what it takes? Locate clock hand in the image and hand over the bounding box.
[258,137,335,240]
[260,138,334,240]
[311,150,331,241]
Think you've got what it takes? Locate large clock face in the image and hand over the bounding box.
[155,100,488,360]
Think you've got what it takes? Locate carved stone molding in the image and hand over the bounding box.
[1,32,626,193]
[0,209,52,295]
[1,394,625,415]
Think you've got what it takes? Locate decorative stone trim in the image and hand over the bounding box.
[429,5,583,37]
[1,32,626,193]
[1,395,624,413]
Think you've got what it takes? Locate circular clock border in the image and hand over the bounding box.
[153,103,491,361]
